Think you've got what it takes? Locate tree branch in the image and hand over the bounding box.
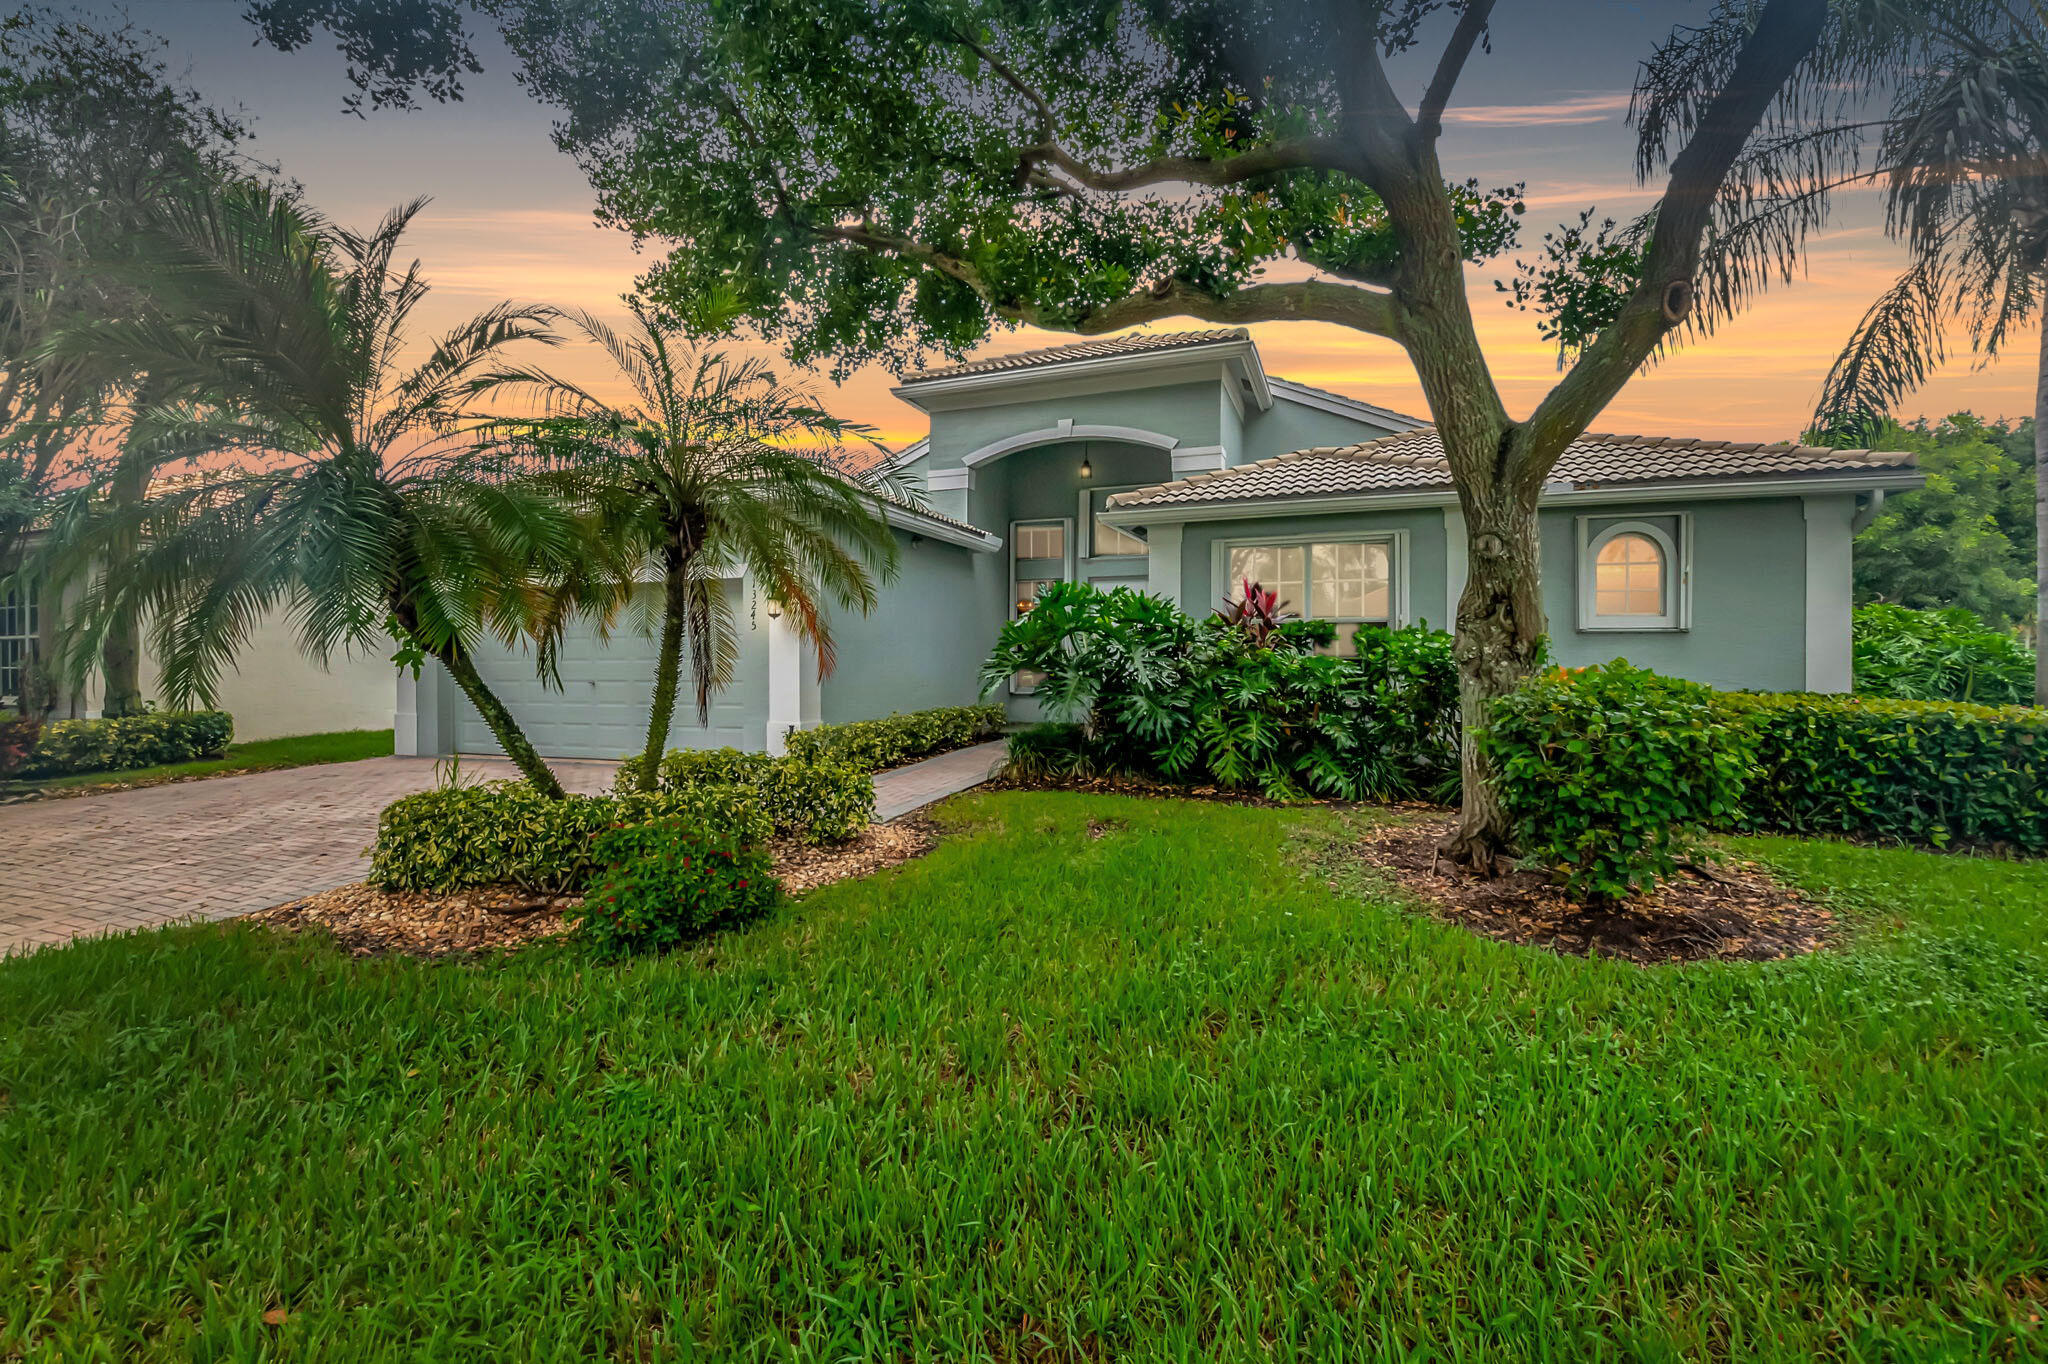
[1417,0,1498,138]
[1519,0,1830,484]
[943,28,1054,140]
[812,223,1402,341]
[1033,138,1362,192]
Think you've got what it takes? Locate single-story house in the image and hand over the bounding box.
[393,327,1922,760]
[3,545,393,742]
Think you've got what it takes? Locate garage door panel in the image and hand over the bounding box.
[453,585,768,760]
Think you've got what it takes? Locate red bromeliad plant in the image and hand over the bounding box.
[1212,581,1299,649]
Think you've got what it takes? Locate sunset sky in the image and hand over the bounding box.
[73,0,2042,450]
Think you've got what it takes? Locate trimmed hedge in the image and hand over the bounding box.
[1719,691,2047,852]
[783,704,1005,772]
[20,710,233,778]
[370,781,769,894]
[615,747,874,844]
[573,813,781,958]
[1483,663,1753,900]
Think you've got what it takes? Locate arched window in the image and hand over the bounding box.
[1580,519,1682,629]
[1596,532,1665,616]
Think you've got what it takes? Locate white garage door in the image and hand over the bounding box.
[454,584,769,760]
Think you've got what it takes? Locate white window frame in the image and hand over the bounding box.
[0,580,35,708]
[1076,484,1149,561]
[1208,530,1410,630]
[1577,515,1690,632]
[1008,517,1075,696]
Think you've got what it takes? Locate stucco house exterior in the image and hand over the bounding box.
[396,328,1922,761]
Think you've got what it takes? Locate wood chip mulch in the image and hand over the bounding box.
[1355,816,1833,965]
[247,816,938,959]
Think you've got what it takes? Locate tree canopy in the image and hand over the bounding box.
[1844,413,2038,628]
[0,9,255,546]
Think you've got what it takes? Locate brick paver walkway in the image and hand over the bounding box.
[0,740,1007,956]
[873,741,1008,821]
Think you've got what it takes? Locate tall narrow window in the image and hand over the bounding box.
[0,583,35,707]
[1014,522,1066,561]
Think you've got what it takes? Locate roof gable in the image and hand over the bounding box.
[901,329,1251,383]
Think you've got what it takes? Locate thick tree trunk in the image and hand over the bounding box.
[1444,485,1548,870]
[2036,312,2046,705]
[637,554,690,793]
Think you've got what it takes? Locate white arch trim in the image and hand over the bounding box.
[959,418,1181,469]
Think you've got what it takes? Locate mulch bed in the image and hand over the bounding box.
[248,816,938,959]
[1356,816,1833,965]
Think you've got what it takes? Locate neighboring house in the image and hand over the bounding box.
[398,327,1922,760]
[1,534,396,741]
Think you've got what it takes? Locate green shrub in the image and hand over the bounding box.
[572,813,781,958]
[1003,723,1121,783]
[981,581,1460,801]
[615,747,874,843]
[783,704,1005,772]
[1720,691,2047,852]
[369,781,769,894]
[1852,603,2035,705]
[21,709,233,777]
[0,710,37,778]
[1482,663,1753,901]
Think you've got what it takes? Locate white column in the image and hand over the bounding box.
[393,657,451,756]
[1145,522,1184,606]
[765,610,804,754]
[1802,495,1854,692]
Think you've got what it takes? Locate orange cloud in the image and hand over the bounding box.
[1442,92,1633,126]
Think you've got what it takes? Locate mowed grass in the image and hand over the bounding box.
[2,791,2044,1361]
[12,727,394,795]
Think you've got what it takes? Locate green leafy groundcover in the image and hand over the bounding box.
[782,703,1006,772]
[19,709,232,777]
[613,747,875,844]
[4,792,2043,1360]
[369,781,765,894]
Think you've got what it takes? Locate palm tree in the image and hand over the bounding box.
[1817,6,2048,701]
[500,297,900,789]
[42,185,586,795]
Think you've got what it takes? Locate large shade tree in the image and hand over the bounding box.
[1814,9,2047,699]
[502,297,901,789]
[249,0,1960,863]
[1,11,254,711]
[42,187,584,795]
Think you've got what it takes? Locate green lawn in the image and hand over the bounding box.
[11,727,394,795]
[2,792,2043,1361]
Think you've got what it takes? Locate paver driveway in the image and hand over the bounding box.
[0,742,1006,956]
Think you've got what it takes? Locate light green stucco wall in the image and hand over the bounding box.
[1168,495,1813,691]
[1178,508,1454,627]
[1539,497,1809,690]
[819,530,996,725]
[1240,397,1402,463]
